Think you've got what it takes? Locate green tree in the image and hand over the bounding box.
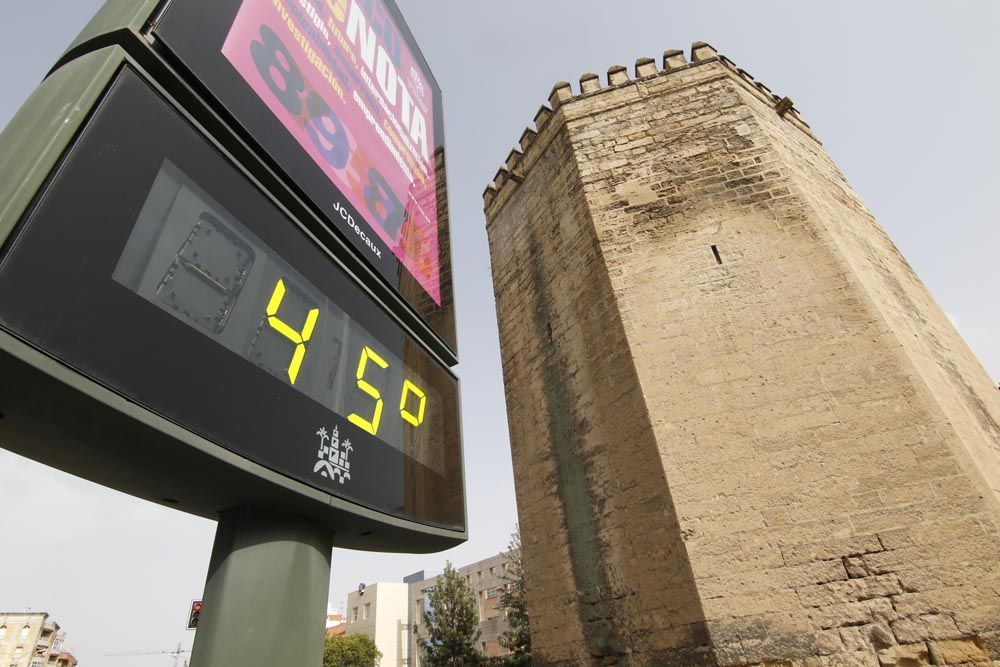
[498,529,532,666]
[323,633,381,667]
[416,561,482,666]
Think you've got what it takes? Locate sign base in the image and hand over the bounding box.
[191,508,333,667]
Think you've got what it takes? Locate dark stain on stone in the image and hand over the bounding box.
[526,228,627,663]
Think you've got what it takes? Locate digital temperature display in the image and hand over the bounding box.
[114,161,440,461]
[0,69,463,529]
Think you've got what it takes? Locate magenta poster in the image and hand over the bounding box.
[222,0,442,305]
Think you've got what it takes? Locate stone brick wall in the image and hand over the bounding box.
[485,43,1000,666]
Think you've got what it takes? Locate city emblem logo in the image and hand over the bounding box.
[314,425,352,484]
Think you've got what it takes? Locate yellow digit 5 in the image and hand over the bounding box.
[399,380,427,427]
[348,346,388,435]
[266,279,320,385]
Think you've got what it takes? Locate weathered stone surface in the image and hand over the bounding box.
[844,556,869,579]
[928,638,989,664]
[663,48,688,70]
[607,65,629,86]
[484,46,1000,667]
[891,615,963,644]
[580,73,601,95]
[877,642,930,666]
[635,57,657,78]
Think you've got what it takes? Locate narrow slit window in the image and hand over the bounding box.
[711,245,723,264]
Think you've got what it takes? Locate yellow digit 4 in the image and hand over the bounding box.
[399,380,427,427]
[266,279,319,385]
[349,346,388,435]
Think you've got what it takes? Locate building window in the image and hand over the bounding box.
[0,625,6,640]
[486,587,502,599]
[363,603,370,620]
[31,660,44,667]
[489,567,495,577]
[351,607,358,622]
[18,625,30,641]
[13,647,23,659]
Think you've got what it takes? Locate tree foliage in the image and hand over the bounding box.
[416,561,482,666]
[323,632,382,667]
[498,529,532,666]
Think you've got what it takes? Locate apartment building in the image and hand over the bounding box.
[344,553,512,667]
[409,553,510,664]
[0,612,77,667]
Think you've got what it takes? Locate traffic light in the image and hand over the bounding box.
[187,600,203,630]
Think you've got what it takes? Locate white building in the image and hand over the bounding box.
[345,583,410,667]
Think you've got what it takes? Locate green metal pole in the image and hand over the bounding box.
[190,508,333,667]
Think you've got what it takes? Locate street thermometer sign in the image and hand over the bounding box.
[0,0,465,553]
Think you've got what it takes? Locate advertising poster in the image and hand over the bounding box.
[221,0,442,305]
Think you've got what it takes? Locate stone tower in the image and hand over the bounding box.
[483,43,1000,666]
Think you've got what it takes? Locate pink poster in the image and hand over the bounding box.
[222,0,442,304]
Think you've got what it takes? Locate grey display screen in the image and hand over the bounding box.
[113,161,444,474]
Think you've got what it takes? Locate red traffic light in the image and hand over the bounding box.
[187,599,203,630]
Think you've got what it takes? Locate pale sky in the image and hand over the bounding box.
[0,2,997,666]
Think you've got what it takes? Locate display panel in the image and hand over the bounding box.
[114,160,445,468]
[0,68,463,529]
[153,0,456,352]
[222,0,441,302]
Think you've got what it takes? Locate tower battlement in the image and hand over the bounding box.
[483,42,814,214]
